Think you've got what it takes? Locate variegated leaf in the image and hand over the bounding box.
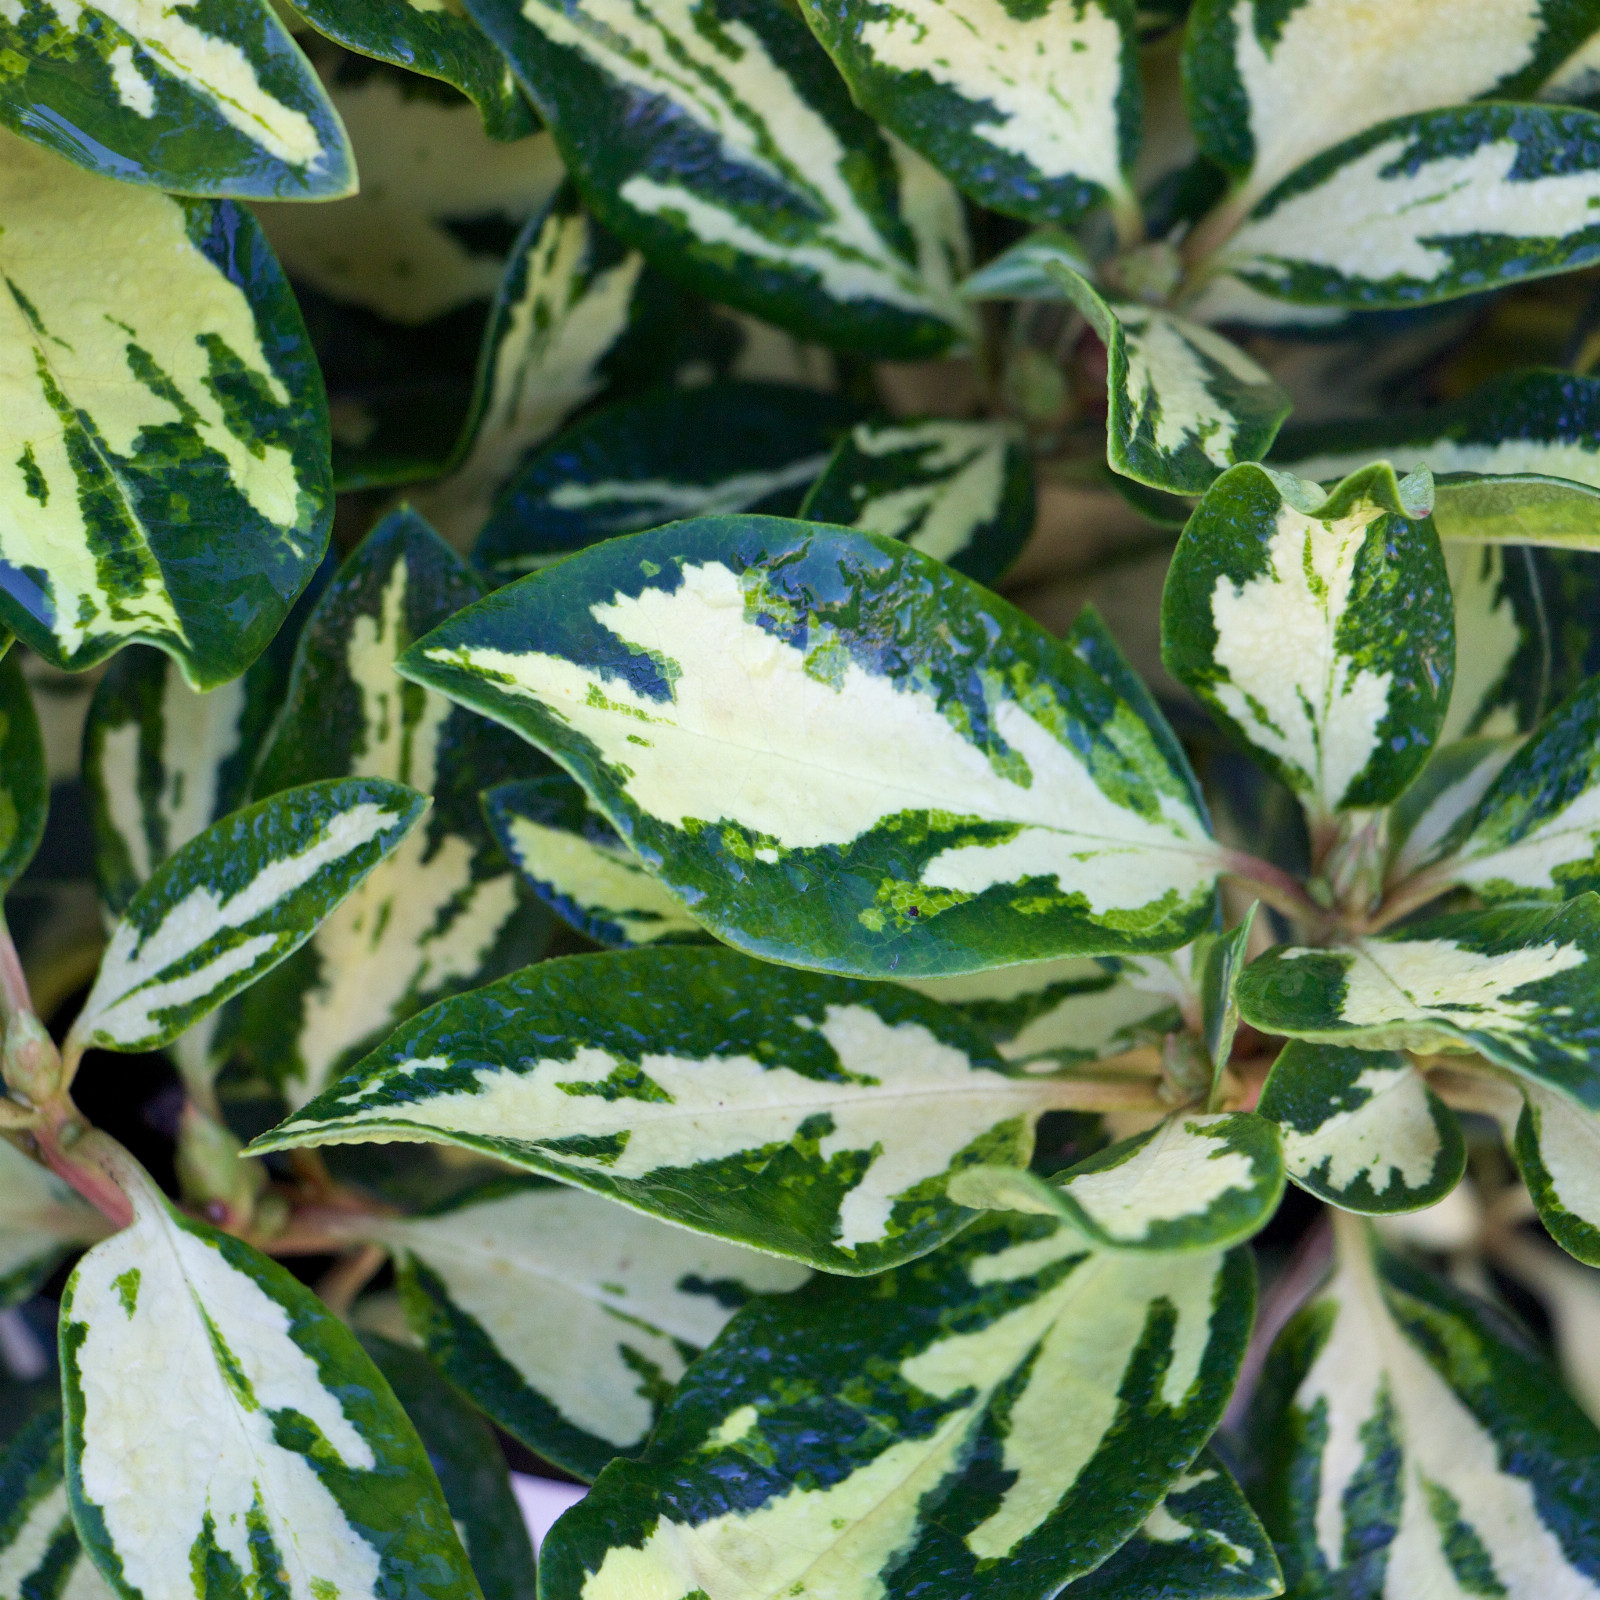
[0,132,332,689]
[399,515,1225,977]
[234,509,549,1109]
[950,1110,1283,1251]
[1234,897,1600,1106]
[1182,0,1600,212]
[60,1143,477,1600]
[1067,1450,1280,1600]
[1196,104,1600,314]
[1441,541,1550,742]
[1200,907,1254,1091]
[1544,23,1600,103]
[0,1140,108,1309]
[67,777,424,1057]
[1512,1077,1600,1266]
[410,187,652,543]
[481,776,708,948]
[1257,1041,1466,1213]
[253,946,1160,1274]
[794,0,1141,231]
[358,1334,538,1600]
[799,419,1034,584]
[540,1218,1253,1600]
[372,1179,808,1479]
[461,0,973,355]
[959,228,1092,300]
[1047,262,1289,495]
[1429,673,1600,903]
[1272,370,1600,547]
[1253,1212,1600,1599]
[0,1404,115,1600]
[290,0,536,139]
[1163,463,1453,818]
[0,0,353,197]
[473,383,858,580]
[0,654,45,897]
[1386,737,1521,885]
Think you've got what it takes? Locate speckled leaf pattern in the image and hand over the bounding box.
[233,509,550,1110]
[1197,104,1600,313]
[0,1404,115,1600]
[0,0,353,197]
[951,1111,1283,1252]
[67,777,424,1056]
[0,1139,108,1310]
[289,0,535,139]
[399,515,1225,978]
[60,1145,477,1600]
[481,776,708,948]
[357,1334,538,1600]
[1234,896,1600,1110]
[1163,464,1454,818]
[540,1217,1253,1600]
[251,946,1144,1274]
[473,383,859,581]
[799,419,1034,583]
[461,0,973,356]
[1511,1077,1600,1267]
[0,132,332,689]
[1252,1214,1600,1600]
[371,1179,809,1479]
[1257,1041,1466,1213]
[0,654,45,896]
[1046,262,1289,495]
[794,0,1140,229]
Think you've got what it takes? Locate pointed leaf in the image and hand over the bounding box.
[0,133,332,688]
[1235,898,1600,1107]
[0,655,45,896]
[1512,1078,1600,1266]
[1387,736,1521,885]
[60,1145,477,1600]
[460,0,972,356]
[399,515,1224,977]
[289,0,535,139]
[799,419,1034,583]
[959,229,1092,300]
[68,777,425,1057]
[1182,0,1600,208]
[0,1140,108,1308]
[374,1180,808,1479]
[1201,906,1255,1090]
[1163,463,1454,817]
[540,1219,1253,1600]
[953,1111,1283,1251]
[473,383,858,581]
[0,1405,114,1600]
[232,511,550,1108]
[482,777,709,948]
[252,946,1158,1273]
[1198,104,1600,313]
[794,0,1141,228]
[0,0,353,197]
[1048,264,1290,495]
[1252,1214,1600,1600]
[357,1334,538,1600]
[1257,1041,1466,1213]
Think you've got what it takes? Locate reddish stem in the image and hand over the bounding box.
[32,1118,133,1230]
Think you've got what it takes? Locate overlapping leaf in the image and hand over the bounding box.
[232,509,549,1109]
[254,946,1168,1273]
[0,0,352,197]
[795,0,1141,231]
[1163,463,1454,818]
[61,1145,477,1600]
[1199,910,1254,1094]
[0,132,332,688]
[0,1404,114,1600]
[1257,1041,1465,1213]
[462,0,972,355]
[540,1217,1253,1600]
[67,777,424,1057]
[482,776,708,948]
[799,419,1034,583]
[371,1180,809,1478]
[399,514,1225,976]
[1441,542,1550,743]
[1385,736,1521,887]
[473,383,858,580]
[0,655,45,897]
[0,1140,108,1309]
[1511,1077,1600,1267]
[1253,1215,1600,1599]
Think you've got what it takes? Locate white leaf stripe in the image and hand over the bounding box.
[1513,1079,1600,1265]
[70,779,425,1055]
[0,1406,114,1600]
[1387,737,1522,885]
[540,1219,1253,1600]
[61,1144,477,1600]
[371,1181,808,1478]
